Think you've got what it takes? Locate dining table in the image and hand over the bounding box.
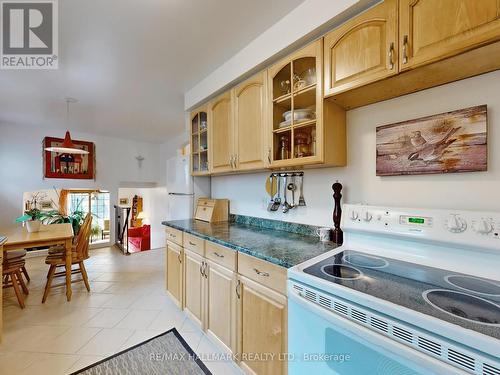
[1,223,74,301]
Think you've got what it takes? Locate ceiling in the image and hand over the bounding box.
[0,0,304,142]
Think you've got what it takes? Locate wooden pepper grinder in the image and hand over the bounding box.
[332,181,343,245]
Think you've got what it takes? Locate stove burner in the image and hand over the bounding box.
[422,289,500,326]
[321,264,362,280]
[445,275,500,297]
[343,253,389,269]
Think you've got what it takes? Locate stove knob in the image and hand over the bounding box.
[446,214,467,233]
[350,210,359,221]
[363,212,373,222]
[473,219,493,234]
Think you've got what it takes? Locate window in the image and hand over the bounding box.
[68,190,110,243]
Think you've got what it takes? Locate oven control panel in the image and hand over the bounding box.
[343,204,500,251]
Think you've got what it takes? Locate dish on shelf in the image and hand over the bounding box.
[283,108,315,122]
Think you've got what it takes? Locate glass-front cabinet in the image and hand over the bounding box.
[268,39,346,168]
[190,106,209,175]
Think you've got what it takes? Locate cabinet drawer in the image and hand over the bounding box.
[205,241,236,271]
[165,227,183,246]
[183,233,205,256]
[238,252,287,295]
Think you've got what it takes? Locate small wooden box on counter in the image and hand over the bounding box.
[194,198,229,222]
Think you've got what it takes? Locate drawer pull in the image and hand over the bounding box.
[402,35,408,64]
[253,268,270,277]
[236,280,241,299]
[169,233,176,238]
[213,252,224,258]
[189,241,197,246]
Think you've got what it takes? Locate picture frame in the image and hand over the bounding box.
[376,105,487,176]
[43,137,96,179]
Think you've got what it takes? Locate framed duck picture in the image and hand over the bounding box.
[43,137,96,179]
[376,105,487,176]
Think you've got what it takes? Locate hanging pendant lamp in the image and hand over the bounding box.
[44,98,89,155]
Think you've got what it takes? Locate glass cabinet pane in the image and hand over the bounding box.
[292,57,316,92]
[192,114,199,133]
[272,63,291,100]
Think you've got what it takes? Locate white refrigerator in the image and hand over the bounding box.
[166,155,210,220]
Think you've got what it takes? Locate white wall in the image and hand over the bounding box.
[212,71,500,227]
[0,125,163,239]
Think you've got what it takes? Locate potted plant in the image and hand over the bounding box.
[15,208,43,233]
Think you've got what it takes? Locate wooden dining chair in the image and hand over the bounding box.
[5,249,30,283]
[3,252,29,308]
[42,214,93,303]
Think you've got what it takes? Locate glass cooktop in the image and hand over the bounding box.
[303,250,500,339]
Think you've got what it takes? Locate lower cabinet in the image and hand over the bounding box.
[165,232,288,374]
[166,241,183,307]
[205,260,237,353]
[237,275,288,375]
[183,249,205,327]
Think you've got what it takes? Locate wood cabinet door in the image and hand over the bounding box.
[166,242,183,307]
[209,91,234,174]
[400,0,500,70]
[324,0,398,96]
[205,261,236,353]
[233,71,268,171]
[237,276,287,375]
[183,249,204,327]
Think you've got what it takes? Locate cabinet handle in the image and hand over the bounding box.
[236,279,241,299]
[253,268,270,277]
[169,233,176,238]
[402,35,408,64]
[388,42,394,70]
[204,262,208,279]
[200,262,204,275]
[189,241,197,246]
[267,148,272,164]
[213,252,224,258]
[178,254,182,263]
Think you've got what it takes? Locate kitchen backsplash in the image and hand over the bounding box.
[230,214,319,237]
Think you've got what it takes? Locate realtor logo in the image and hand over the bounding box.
[1,0,58,69]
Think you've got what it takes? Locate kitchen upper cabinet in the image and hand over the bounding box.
[205,260,236,353]
[166,242,183,308]
[190,105,209,176]
[237,276,287,375]
[209,91,234,174]
[324,0,398,96]
[399,0,500,70]
[183,249,205,327]
[233,71,269,171]
[268,40,346,169]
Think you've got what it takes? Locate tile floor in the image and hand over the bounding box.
[0,247,243,375]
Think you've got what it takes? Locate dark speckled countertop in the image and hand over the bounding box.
[161,219,338,268]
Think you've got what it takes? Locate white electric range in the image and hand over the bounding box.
[288,204,500,375]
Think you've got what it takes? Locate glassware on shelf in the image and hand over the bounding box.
[294,131,311,158]
[279,136,290,160]
[293,73,306,91]
[302,67,316,86]
[280,80,291,95]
